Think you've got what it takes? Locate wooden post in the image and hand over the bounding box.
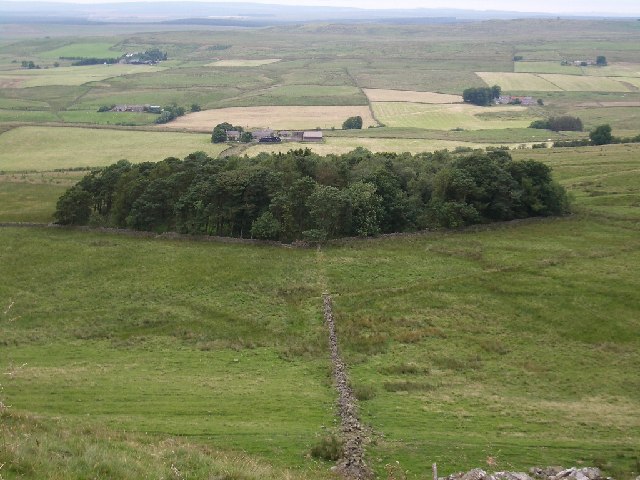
[433,463,438,480]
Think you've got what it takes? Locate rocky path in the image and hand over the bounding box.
[322,293,373,480]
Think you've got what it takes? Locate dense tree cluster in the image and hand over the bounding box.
[155,104,186,124]
[462,85,501,106]
[530,116,583,132]
[342,116,363,129]
[55,149,569,241]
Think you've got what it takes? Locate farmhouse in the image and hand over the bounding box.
[226,130,241,141]
[279,130,304,140]
[113,104,146,112]
[495,95,535,106]
[302,131,323,142]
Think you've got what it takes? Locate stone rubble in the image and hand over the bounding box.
[323,294,373,480]
[440,467,612,480]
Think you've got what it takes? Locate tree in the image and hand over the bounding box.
[211,127,227,143]
[251,211,281,240]
[462,86,500,106]
[596,55,607,66]
[342,116,363,130]
[590,124,612,145]
[54,186,92,225]
[240,131,253,143]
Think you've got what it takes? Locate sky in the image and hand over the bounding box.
[7,0,640,15]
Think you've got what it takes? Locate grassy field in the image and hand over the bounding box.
[207,59,282,67]
[39,42,123,59]
[1,17,640,480]
[363,89,462,104]
[477,71,637,92]
[1,144,639,479]
[165,105,377,131]
[371,102,537,130]
[0,126,228,171]
[0,64,164,88]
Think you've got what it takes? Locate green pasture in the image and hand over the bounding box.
[39,42,122,59]
[371,102,537,130]
[514,61,583,75]
[0,64,164,87]
[566,106,640,131]
[2,144,640,479]
[0,126,228,171]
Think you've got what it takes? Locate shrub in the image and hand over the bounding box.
[342,115,363,129]
[310,435,342,461]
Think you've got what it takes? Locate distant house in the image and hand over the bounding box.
[147,105,162,114]
[302,131,323,142]
[112,104,146,113]
[251,129,275,140]
[495,96,535,106]
[226,130,241,141]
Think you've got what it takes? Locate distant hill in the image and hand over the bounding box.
[0,1,637,25]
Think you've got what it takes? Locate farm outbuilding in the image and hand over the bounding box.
[302,131,323,142]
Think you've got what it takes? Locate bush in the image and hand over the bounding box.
[342,115,363,129]
[310,435,342,461]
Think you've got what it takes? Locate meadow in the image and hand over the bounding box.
[2,143,640,479]
[0,126,228,171]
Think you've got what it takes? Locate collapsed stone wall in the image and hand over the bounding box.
[323,294,373,480]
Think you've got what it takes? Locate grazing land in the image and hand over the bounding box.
[0,126,228,171]
[363,89,463,104]
[1,15,640,480]
[2,144,640,479]
[371,102,535,130]
[208,59,282,67]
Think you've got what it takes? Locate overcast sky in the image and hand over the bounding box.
[8,0,640,15]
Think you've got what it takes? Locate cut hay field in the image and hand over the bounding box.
[207,59,282,67]
[475,72,561,91]
[371,102,536,130]
[363,89,462,104]
[477,71,638,92]
[165,105,377,131]
[0,64,164,88]
[0,126,228,171]
[244,137,529,156]
[2,144,639,479]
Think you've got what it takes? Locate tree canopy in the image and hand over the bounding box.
[342,116,363,129]
[462,85,501,106]
[55,149,569,242]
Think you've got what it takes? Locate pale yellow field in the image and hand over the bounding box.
[207,59,281,67]
[0,64,164,88]
[475,72,561,91]
[363,89,462,104]
[582,62,640,77]
[0,126,228,171]
[538,74,632,92]
[164,106,377,131]
[371,102,535,130]
[243,137,538,156]
[477,71,637,92]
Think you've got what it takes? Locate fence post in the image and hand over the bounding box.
[433,463,438,480]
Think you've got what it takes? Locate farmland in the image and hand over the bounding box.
[2,144,640,479]
[1,14,640,480]
[165,105,377,131]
